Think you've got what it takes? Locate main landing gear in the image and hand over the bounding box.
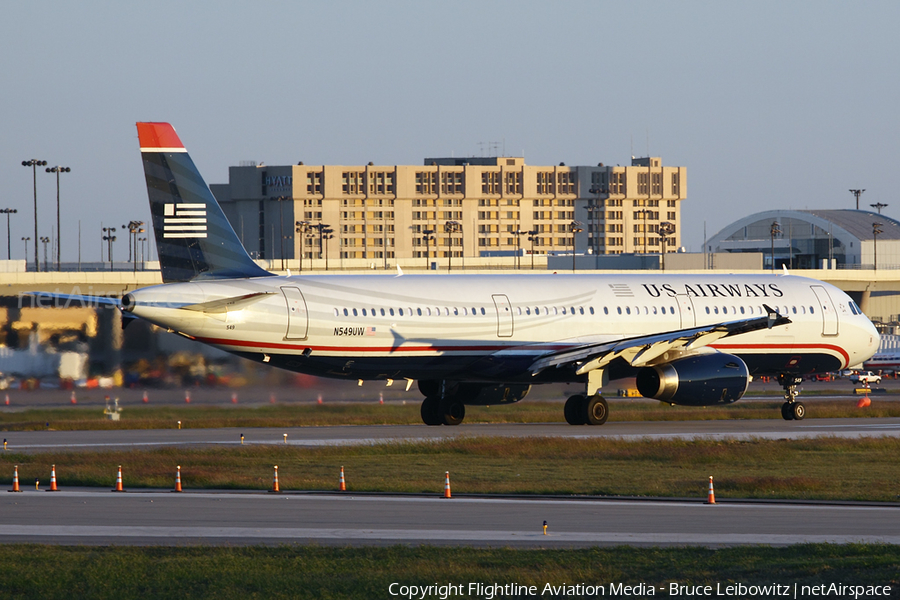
[778,373,805,421]
[420,392,465,426]
[564,394,609,425]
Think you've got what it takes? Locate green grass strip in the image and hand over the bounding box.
[2,399,899,431]
[0,545,896,600]
[3,437,899,502]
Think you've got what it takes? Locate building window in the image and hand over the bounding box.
[306,171,322,195]
[415,171,437,195]
[504,171,522,195]
[651,173,662,195]
[342,171,363,195]
[610,172,625,194]
[637,172,649,195]
[536,171,554,194]
[557,171,575,194]
[368,171,395,195]
[671,172,680,196]
[440,171,463,195]
[482,171,500,194]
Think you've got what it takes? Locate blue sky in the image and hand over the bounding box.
[2,1,898,261]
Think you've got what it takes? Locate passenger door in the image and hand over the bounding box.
[811,285,838,336]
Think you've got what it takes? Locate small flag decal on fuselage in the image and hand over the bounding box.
[366,327,376,336]
[163,203,207,238]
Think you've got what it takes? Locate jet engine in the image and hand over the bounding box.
[635,353,749,406]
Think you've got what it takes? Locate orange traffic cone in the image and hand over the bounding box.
[339,466,346,491]
[270,465,280,493]
[317,395,323,405]
[857,394,871,408]
[269,393,276,404]
[174,465,182,492]
[231,392,238,404]
[9,465,21,492]
[184,390,191,403]
[4,393,9,405]
[705,475,716,504]
[70,391,77,404]
[113,465,124,492]
[443,471,452,499]
[49,464,59,491]
[142,390,149,403]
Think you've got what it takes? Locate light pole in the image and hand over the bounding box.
[769,221,781,272]
[873,222,883,271]
[569,220,583,271]
[122,221,145,273]
[321,225,334,270]
[1,208,17,260]
[22,159,47,271]
[272,196,291,271]
[21,237,30,266]
[871,202,888,215]
[527,228,538,270]
[422,228,435,270]
[138,236,147,269]
[658,221,675,271]
[850,189,865,210]
[39,236,50,272]
[512,229,526,269]
[444,221,460,271]
[102,227,116,271]
[588,185,606,255]
[45,166,70,270]
[294,220,310,273]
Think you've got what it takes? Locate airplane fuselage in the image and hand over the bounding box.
[125,272,878,385]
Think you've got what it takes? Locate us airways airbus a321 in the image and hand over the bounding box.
[81,123,882,426]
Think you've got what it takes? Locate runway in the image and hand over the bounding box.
[3,417,900,453]
[1,488,897,547]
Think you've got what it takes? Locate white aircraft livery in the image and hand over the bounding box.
[109,123,882,426]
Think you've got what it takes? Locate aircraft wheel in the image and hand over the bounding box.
[420,396,443,426]
[584,395,609,426]
[780,402,794,421]
[440,398,466,426]
[791,402,806,421]
[564,394,587,425]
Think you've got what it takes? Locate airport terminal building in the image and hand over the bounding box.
[209,156,686,266]
[706,209,900,270]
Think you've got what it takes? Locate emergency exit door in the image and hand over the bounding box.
[492,294,514,337]
[281,286,309,340]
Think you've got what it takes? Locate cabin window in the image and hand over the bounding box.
[473,307,478,315]
[740,306,745,314]
[669,307,675,314]
[571,306,576,315]
[516,307,521,316]
[625,307,631,315]
[713,307,718,314]
[343,308,349,316]
[705,307,710,314]
[617,307,622,315]
[333,308,339,316]
[792,306,797,314]
[352,308,358,316]
[561,307,567,315]
[481,307,486,315]
[579,307,584,315]
[810,306,815,314]
[590,307,595,315]
[389,308,395,316]
[417,308,422,316]
[525,307,531,315]
[398,308,404,316]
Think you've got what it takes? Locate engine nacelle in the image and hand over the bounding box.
[635,353,749,406]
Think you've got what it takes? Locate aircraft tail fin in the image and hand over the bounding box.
[137,122,271,283]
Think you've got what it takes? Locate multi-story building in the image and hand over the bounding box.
[209,156,685,266]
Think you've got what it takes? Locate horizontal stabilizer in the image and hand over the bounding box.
[178,291,275,314]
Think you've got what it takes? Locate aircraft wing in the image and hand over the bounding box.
[530,304,791,376]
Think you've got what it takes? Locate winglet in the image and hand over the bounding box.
[782,264,790,276]
[396,264,404,277]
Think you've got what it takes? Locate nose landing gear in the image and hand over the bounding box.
[778,374,805,420]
